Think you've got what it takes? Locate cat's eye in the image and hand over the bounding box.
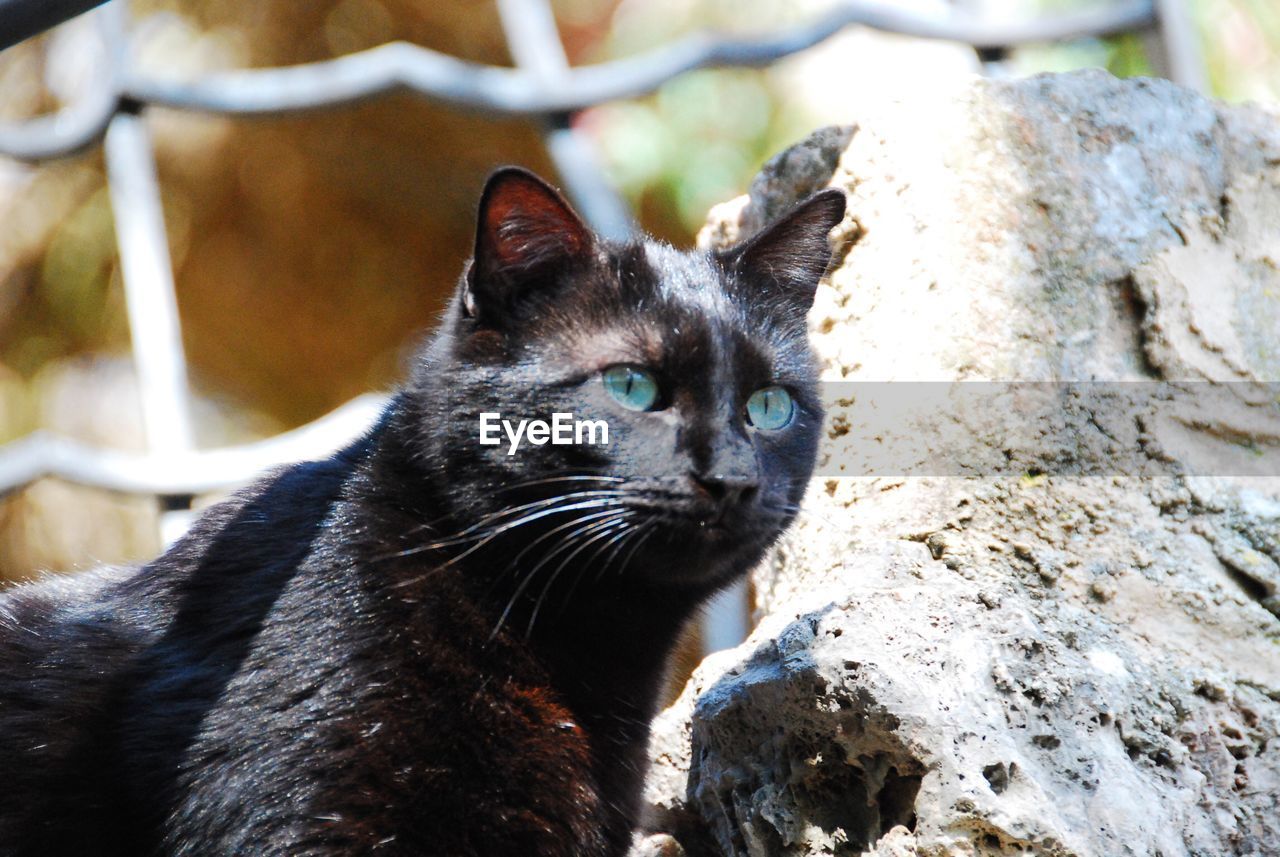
[602,365,660,411]
[746,386,794,430]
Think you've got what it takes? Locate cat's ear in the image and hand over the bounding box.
[464,167,592,322]
[725,188,846,314]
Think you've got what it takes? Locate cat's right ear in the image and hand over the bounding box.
[464,167,592,324]
[722,188,846,318]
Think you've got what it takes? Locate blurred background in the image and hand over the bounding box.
[0,0,1277,582]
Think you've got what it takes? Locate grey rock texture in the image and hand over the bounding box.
[631,71,1280,857]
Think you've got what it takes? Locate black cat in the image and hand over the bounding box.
[0,168,845,856]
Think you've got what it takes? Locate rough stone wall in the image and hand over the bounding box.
[633,71,1280,857]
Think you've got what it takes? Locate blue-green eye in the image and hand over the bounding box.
[746,386,794,430]
[603,365,660,411]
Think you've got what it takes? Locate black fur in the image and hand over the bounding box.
[0,168,845,856]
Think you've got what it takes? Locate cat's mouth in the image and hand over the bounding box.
[695,518,738,543]
[481,480,786,582]
[693,501,741,535]
[627,491,777,541]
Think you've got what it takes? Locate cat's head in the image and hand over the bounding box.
[408,167,844,593]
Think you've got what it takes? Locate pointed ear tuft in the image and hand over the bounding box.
[728,188,846,315]
[465,167,592,321]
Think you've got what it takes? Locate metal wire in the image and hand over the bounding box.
[0,1,1163,160]
[0,396,387,498]
[495,0,635,239]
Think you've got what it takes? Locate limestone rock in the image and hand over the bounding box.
[637,72,1280,857]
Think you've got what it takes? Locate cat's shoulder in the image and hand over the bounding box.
[0,562,137,632]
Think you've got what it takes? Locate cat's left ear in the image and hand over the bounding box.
[724,188,847,315]
[464,167,593,323]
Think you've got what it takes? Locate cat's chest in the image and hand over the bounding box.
[140,607,636,856]
[317,659,637,855]
[331,586,647,854]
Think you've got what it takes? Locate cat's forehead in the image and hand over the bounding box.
[638,242,733,316]
[544,240,763,377]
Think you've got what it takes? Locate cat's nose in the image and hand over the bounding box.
[689,471,759,510]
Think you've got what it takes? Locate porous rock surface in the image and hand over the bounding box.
[631,72,1280,856]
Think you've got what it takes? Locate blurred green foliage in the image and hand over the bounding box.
[589,69,792,240]
[583,0,1279,234]
[1196,0,1280,100]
